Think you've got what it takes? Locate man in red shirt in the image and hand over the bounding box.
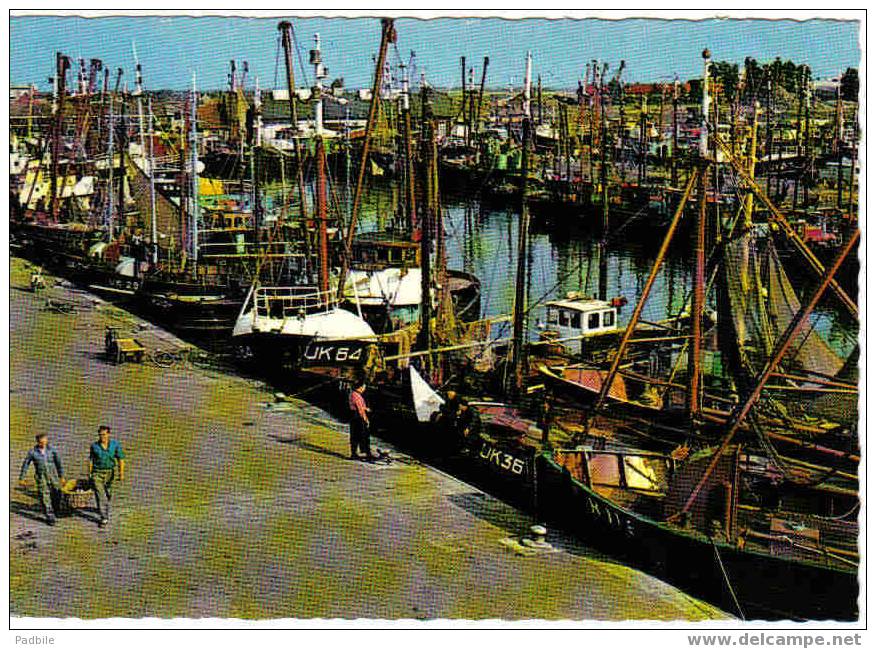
[348,382,376,461]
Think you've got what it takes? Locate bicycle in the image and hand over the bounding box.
[150,346,216,370]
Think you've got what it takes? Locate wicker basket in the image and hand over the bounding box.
[65,489,93,510]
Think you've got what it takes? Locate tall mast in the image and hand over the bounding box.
[469,66,476,139]
[599,74,609,300]
[671,76,679,187]
[147,96,158,265]
[118,94,128,236]
[107,92,115,239]
[638,94,647,185]
[133,43,145,157]
[400,61,417,236]
[700,49,711,159]
[316,137,330,302]
[688,160,707,421]
[418,86,434,354]
[189,73,200,267]
[249,79,262,244]
[742,102,759,229]
[278,19,310,281]
[460,56,467,145]
[765,73,773,200]
[688,48,713,424]
[311,33,325,134]
[337,18,396,298]
[835,84,845,209]
[50,52,70,221]
[803,66,811,207]
[537,74,543,125]
[278,22,300,131]
[509,51,533,395]
[476,56,489,129]
[254,76,262,147]
[792,68,804,209]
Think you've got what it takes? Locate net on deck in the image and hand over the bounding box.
[723,227,857,428]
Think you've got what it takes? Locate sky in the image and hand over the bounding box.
[10,15,861,91]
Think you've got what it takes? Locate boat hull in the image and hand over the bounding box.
[536,454,858,621]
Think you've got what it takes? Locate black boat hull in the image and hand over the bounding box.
[536,454,858,621]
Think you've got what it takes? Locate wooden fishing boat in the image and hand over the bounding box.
[537,444,858,620]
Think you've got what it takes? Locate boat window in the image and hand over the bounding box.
[570,312,581,329]
[588,313,600,330]
[547,308,558,325]
[622,456,670,493]
[588,453,622,487]
[603,310,615,327]
[559,310,570,327]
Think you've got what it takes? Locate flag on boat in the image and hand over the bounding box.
[410,365,444,423]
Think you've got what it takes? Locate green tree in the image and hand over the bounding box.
[711,61,740,102]
[840,68,859,101]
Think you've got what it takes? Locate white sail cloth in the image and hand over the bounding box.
[410,365,444,423]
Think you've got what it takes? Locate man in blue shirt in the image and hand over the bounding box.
[89,425,125,528]
[19,433,66,526]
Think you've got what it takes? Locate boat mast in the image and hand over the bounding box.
[147,96,158,266]
[418,86,434,355]
[598,68,609,301]
[802,66,811,207]
[671,76,679,187]
[133,43,145,158]
[316,136,330,302]
[476,57,489,133]
[688,156,708,421]
[189,73,200,268]
[742,101,759,229]
[792,68,804,209]
[337,18,395,299]
[638,94,647,185]
[460,56,467,146]
[50,52,70,221]
[278,20,310,245]
[312,33,325,135]
[107,91,115,239]
[400,61,417,236]
[834,83,845,209]
[117,93,128,238]
[700,49,711,159]
[686,49,713,424]
[508,51,533,395]
[249,80,262,252]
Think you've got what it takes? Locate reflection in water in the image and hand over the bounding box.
[273,179,853,355]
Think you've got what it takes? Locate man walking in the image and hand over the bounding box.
[18,433,66,526]
[348,382,376,461]
[89,425,125,528]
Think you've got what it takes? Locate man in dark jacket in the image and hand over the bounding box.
[18,433,66,526]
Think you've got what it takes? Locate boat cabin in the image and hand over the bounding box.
[541,294,619,356]
[350,233,420,271]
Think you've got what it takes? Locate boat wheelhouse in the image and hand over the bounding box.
[540,293,619,355]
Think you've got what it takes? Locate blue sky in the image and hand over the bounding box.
[10,15,860,91]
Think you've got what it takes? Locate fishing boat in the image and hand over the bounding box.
[537,441,858,620]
